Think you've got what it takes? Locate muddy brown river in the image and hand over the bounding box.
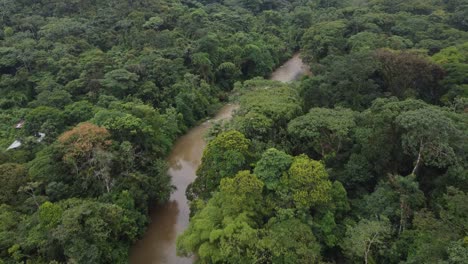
[130,54,310,264]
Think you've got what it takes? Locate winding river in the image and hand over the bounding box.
[130,53,310,264]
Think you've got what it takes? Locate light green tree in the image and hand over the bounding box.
[178,171,264,263]
[288,107,356,158]
[187,130,251,201]
[254,148,293,190]
[286,155,332,209]
[342,218,392,264]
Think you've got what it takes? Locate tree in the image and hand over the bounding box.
[216,62,241,90]
[396,107,459,175]
[254,148,293,190]
[64,100,95,125]
[101,69,139,98]
[359,174,425,235]
[233,111,274,140]
[328,181,351,218]
[178,171,264,263]
[49,199,144,263]
[342,218,392,264]
[32,89,72,109]
[286,155,332,209]
[173,75,216,127]
[0,163,28,205]
[18,181,42,209]
[431,43,468,103]
[301,20,347,62]
[24,106,65,138]
[58,122,114,193]
[92,101,173,156]
[94,111,143,143]
[0,205,18,259]
[241,44,275,78]
[388,175,425,234]
[115,161,173,211]
[58,123,111,165]
[374,49,446,103]
[38,17,86,41]
[187,130,251,201]
[406,187,468,263]
[191,52,213,82]
[448,4,468,31]
[447,239,468,264]
[143,16,164,30]
[288,107,356,158]
[432,43,468,65]
[348,32,386,53]
[234,82,302,143]
[341,153,374,189]
[300,52,381,110]
[356,98,430,176]
[259,218,322,264]
[313,211,339,248]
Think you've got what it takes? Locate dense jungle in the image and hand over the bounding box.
[0,0,467,263]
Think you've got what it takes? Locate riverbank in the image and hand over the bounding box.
[130,54,310,264]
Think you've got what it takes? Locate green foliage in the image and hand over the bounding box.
[179,146,343,263]
[288,107,356,158]
[254,148,293,190]
[101,69,139,98]
[0,205,18,259]
[355,98,433,176]
[259,218,321,263]
[187,130,251,201]
[38,201,63,229]
[348,32,386,53]
[24,106,65,138]
[342,217,392,264]
[0,0,236,255]
[178,171,264,263]
[0,163,28,205]
[300,52,380,110]
[143,16,164,30]
[405,187,468,263]
[287,155,332,209]
[64,100,95,125]
[50,199,143,263]
[173,75,217,127]
[432,43,468,64]
[31,89,72,109]
[1,0,467,263]
[328,181,351,218]
[233,79,302,145]
[397,107,459,172]
[301,20,347,62]
[432,43,468,103]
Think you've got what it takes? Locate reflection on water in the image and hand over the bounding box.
[130,54,310,264]
[130,201,179,264]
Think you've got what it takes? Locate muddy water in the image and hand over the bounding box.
[271,53,311,82]
[130,54,310,264]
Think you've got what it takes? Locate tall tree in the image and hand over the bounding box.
[187,130,251,201]
[396,107,459,175]
[342,218,392,264]
[288,107,356,158]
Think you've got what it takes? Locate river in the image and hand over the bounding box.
[129,53,310,264]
